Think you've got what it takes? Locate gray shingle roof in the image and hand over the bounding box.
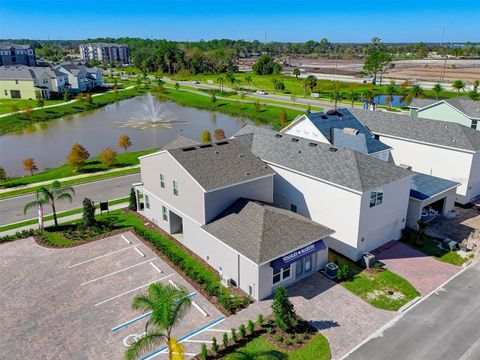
[0,65,49,80]
[234,125,412,192]
[202,198,334,264]
[411,97,480,119]
[350,108,480,152]
[0,42,33,50]
[410,173,459,201]
[161,136,198,150]
[167,138,275,191]
[304,109,391,154]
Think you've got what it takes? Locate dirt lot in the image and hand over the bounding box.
[0,233,222,360]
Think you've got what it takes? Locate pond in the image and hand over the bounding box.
[0,93,252,176]
[373,95,407,107]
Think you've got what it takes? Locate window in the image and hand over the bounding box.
[160,174,165,188]
[15,80,18,84]
[370,191,383,208]
[471,120,478,130]
[273,265,291,284]
[173,180,179,196]
[145,195,150,209]
[162,206,168,221]
[290,204,297,213]
[3,90,7,96]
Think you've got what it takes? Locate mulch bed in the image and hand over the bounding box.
[34,227,131,248]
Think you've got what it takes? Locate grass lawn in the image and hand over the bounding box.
[1,148,155,189]
[222,334,330,360]
[0,98,63,115]
[154,88,303,130]
[406,236,474,266]
[169,72,459,101]
[0,87,144,135]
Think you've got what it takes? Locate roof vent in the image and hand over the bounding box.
[245,172,250,176]
[239,154,244,158]
[308,142,318,147]
[199,144,213,148]
[182,146,196,152]
[216,141,228,146]
[275,134,283,138]
[328,147,338,152]
[291,138,299,143]
[214,150,220,154]
[343,128,359,136]
[321,115,328,119]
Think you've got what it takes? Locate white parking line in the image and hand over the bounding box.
[150,262,162,273]
[121,234,132,244]
[69,245,140,268]
[205,329,229,332]
[94,274,175,307]
[168,279,208,317]
[183,340,213,344]
[81,259,155,286]
[135,247,146,257]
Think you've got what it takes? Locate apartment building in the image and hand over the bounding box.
[79,43,130,64]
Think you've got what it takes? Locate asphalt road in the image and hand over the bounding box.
[0,173,141,226]
[347,260,480,360]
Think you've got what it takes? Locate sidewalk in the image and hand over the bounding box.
[0,165,139,195]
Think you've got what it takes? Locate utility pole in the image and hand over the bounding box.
[440,26,448,82]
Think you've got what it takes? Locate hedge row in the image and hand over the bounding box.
[132,225,249,314]
[0,229,39,244]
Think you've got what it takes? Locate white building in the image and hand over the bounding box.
[80,43,130,64]
[54,62,102,93]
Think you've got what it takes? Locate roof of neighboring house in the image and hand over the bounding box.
[350,108,480,152]
[166,138,275,191]
[81,42,128,48]
[161,135,198,150]
[299,109,391,154]
[410,173,459,201]
[202,198,334,264]
[410,97,480,119]
[234,125,412,192]
[0,42,33,50]
[0,65,50,80]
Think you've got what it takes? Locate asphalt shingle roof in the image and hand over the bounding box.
[0,65,50,80]
[202,198,334,264]
[0,42,33,50]
[304,109,391,154]
[410,173,459,201]
[411,97,480,119]
[167,138,275,191]
[161,136,198,150]
[350,108,480,152]
[234,125,412,192]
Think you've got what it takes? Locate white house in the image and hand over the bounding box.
[351,108,480,205]
[54,62,102,93]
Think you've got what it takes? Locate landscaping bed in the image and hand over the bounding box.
[329,251,419,311]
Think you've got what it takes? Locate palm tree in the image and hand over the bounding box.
[432,83,444,100]
[292,68,300,80]
[125,283,192,360]
[347,90,359,108]
[245,76,253,91]
[306,75,317,94]
[330,90,344,110]
[451,80,466,97]
[216,77,224,92]
[360,89,374,104]
[225,71,237,89]
[473,80,480,92]
[404,84,425,104]
[24,181,75,229]
[468,89,480,101]
[385,83,397,109]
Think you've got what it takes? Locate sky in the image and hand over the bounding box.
[0,0,479,43]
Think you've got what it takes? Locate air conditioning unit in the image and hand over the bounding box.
[221,276,232,288]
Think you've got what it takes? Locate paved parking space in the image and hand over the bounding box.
[375,242,459,296]
[0,232,222,360]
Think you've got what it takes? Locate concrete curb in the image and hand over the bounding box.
[397,296,422,313]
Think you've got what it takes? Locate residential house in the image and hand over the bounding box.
[80,43,130,64]
[0,65,52,99]
[134,137,333,300]
[0,42,36,66]
[54,62,102,93]
[410,97,480,130]
[282,109,391,161]
[352,108,480,205]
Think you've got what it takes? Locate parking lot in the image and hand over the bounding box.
[0,232,223,359]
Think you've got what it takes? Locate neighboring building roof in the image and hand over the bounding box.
[410,97,480,119]
[81,42,128,48]
[234,125,412,192]
[351,108,480,152]
[161,135,198,150]
[301,109,391,154]
[0,65,49,80]
[202,198,334,264]
[410,173,459,201]
[166,138,275,191]
[0,42,33,50]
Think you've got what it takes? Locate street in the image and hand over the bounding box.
[0,173,140,226]
[346,260,480,360]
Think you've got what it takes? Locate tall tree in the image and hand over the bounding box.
[125,283,192,360]
[99,147,117,168]
[119,135,132,153]
[362,38,392,85]
[330,90,344,110]
[200,130,211,143]
[271,287,297,333]
[405,84,425,103]
[451,80,466,97]
[244,76,253,91]
[23,181,75,228]
[292,68,300,80]
[432,83,444,100]
[252,55,282,75]
[225,71,237,89]
[23,158,38,176]
[306,75,317,94]
[347,90,360,108]
[66,143,90,171]
[385,83,397,109]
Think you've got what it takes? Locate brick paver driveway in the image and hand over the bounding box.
[286,273,394,359]
[375,242,460,296]
[0,233,221,360]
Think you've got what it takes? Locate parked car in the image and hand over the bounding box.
[191,80,200,84]
[256,89,268,95]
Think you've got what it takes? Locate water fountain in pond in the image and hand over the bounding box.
[114,93,189,130]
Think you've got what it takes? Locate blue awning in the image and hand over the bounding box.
[270,239,326,271]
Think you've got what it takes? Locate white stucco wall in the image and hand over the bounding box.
[378,135,477,204]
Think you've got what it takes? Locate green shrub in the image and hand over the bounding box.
[211,337,219,354]
[231,328,237,343]
[266,327,273,335]
[273,334,282,342]
[239,324,246,338]
[0,229,38,244]
[247,320,255,334]
[200,343,208,360]
[271,287,297,332]
[293,337,301,344]
[222,332,229,348]
[337,264,353,281]
[257,314,264,328]
[284,338,292,346]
